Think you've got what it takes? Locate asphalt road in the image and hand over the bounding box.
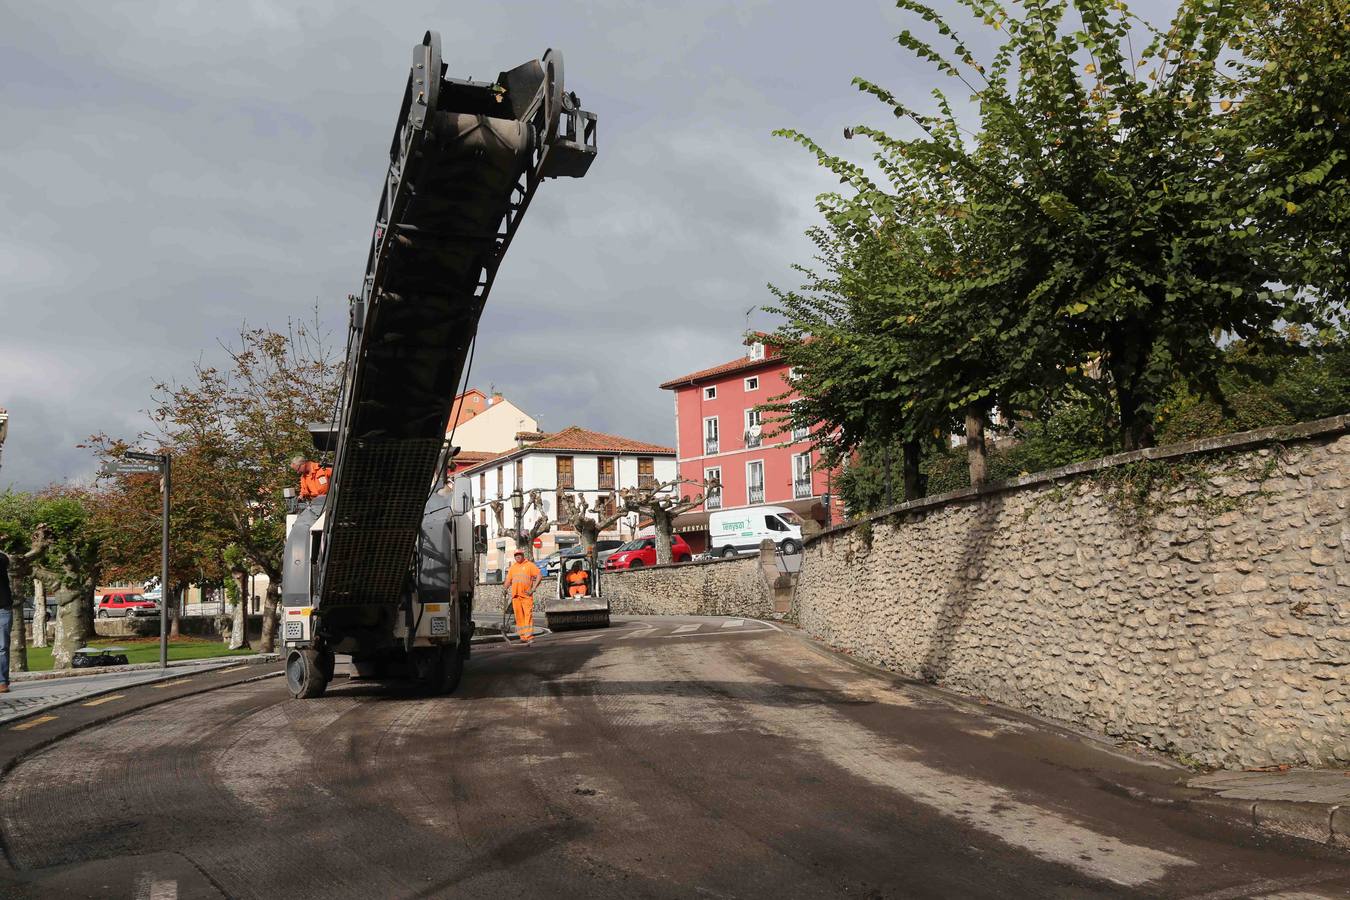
[1,616,1347,899]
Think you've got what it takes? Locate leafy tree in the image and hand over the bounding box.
[1234,0,1350,320]
[776,0,1322,460]
[621,477,715,564]
[90,318,340,653]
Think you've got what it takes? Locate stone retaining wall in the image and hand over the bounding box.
[796,417,1350,768]
[533,554,777,619]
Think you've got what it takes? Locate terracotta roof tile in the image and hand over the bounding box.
[659,355,779,389]
[455,426,674,475]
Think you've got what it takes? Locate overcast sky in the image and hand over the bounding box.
[0,0,1176,491]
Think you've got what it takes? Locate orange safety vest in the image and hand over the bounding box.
[299,464,331,500]
[505,561,540,597]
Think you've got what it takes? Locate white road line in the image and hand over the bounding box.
[671,624,701,634]
[568,634,601,642]
[721,619,745,628]
[619,626,656,640]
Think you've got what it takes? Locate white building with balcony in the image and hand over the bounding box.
[457,426,678,581]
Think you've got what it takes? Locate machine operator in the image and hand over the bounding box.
[290,456,332,501]
[504,549,542,645]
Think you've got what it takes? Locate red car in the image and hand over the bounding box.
[604,535,693,569]
[96,592,159,619]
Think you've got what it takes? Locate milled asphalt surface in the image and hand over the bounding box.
[0,616,1346,899]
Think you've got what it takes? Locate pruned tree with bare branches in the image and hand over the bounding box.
[620,476,718,565]
[558,493,626,555]
[488,489,552,560]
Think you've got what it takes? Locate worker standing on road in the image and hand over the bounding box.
[504,549,542,645]
[290,456,332,501]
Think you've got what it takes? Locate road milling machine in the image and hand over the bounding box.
[281,32,596,698]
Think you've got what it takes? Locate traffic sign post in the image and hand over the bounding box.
[123,452,171,669]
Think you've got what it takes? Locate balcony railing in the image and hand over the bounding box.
[748,486,765,504]
[638,475,656,488]
[793,478,812,499]
[744,431,762,449]
[558,475,575,489]
[792,425,809,441]
[705,492,722,510]
[598,473,614,489]
[705,437,719,454]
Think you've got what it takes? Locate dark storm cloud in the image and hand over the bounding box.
[0,0,1178,489]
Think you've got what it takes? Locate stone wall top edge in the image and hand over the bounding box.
[601,554,755,576]
[807,412,1350,547]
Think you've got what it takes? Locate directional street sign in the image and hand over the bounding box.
[100,461,162,477]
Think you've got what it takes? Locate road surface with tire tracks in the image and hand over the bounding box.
[1,616,1346,898]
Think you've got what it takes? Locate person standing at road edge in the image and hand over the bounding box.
[0,551,12,693]
[504,549,542,645]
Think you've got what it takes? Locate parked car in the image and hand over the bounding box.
[604,535,693,569]
[96,591,158,619]
[559,540,624,565]
[535,551,562,579]
[21,598,59,622]
[708,505,804,558]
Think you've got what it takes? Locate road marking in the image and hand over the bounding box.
[82,694,126,707]
[1177,869,1350,900]
[721,619,745,628]
[567,634,601,642]
[10,714,57,731]
[153,679,190,689]
[619,626,656,639]
[671,624,700,634]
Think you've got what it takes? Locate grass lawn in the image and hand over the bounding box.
[20,636,256,672]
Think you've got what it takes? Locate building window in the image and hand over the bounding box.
[791,401,809,442]
[479,472,486,501]
[598,456,615,490]
[749,342,765,361]
[793,452,813,499]
[638,457,655,488]
[744,376,759,391]
[557,456,574,489]
[746,460,765,505]
[598,492,616,519]
[514,458,524,488]
[704,386,717,400]
[744,408,762,448]
[704,467,722,510]
[496,466,503,496]
[704,416,719,455]
[788,366,800,381]
[479,507,486,527]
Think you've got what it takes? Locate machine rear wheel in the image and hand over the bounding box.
[415,645,464,695]
[286,649,329,699]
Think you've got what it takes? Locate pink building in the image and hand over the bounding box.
[659,337,842,553]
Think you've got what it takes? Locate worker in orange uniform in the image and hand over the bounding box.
[504,549,542,645]
[291,456,332,501]
[566,561,590,597]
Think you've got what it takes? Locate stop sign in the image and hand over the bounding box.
[532,537,543,549]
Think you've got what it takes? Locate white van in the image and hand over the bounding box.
[708,505,804,558]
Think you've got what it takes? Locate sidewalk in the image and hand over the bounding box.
[1,654,279,726]
[1187,769,1350,849]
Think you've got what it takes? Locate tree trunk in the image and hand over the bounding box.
[902,439,923,501]
[30,578,47,648]
[1115,381,1156,450]
[228,569,249,650]
[51,588,82,670]
[966,408,989,487]
[259,580,281,654]
[8,594,26,673]
[653,512,675,565]
[577,519,599,552]
[882,443,894,508]
[169,583,180,639]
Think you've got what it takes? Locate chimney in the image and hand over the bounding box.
[490,392,504,407]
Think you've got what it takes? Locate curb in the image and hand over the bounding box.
[1192,796,1348,850]
[0,656,280,727]
[10,653,279,683]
